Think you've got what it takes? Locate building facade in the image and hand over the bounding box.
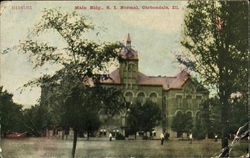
[99,34,209,137]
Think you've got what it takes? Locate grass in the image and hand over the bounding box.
[0,137,248,158]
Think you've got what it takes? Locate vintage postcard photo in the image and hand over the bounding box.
[0,0,248,158]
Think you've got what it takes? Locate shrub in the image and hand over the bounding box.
[115,133,125,140]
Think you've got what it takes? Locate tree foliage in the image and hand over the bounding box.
[171,112,193,137]
[192,95,248,141]
[22,104,52,137]
[179,0,248,150]
[180,1,248,91]
[127,101,162,136]
[0,87,23,136]
[18,8,124,158]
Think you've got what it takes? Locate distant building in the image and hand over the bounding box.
[99,34,209,137]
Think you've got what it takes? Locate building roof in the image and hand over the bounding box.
[100,69,190,90]
[100,34,190,90]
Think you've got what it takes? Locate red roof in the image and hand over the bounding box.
[100,69,190,90]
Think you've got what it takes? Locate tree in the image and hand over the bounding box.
[179,1,248,154]
[199,98,220,139]
[22,104,52,137]
[18,8,124,158]
[0,87,23,136]
[127,101,162,139]
[171,112,185,137]
[171,112,193,137]
[227,95,248,136]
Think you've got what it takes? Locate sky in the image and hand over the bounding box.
[0,1,187,108]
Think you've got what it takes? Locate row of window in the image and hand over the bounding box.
[175,95,202,109]
[125,91,158,103]
[176,95,202,100]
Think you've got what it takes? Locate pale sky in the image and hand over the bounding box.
[0,1,187,108]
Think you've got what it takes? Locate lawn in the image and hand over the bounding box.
[0,137,248,158]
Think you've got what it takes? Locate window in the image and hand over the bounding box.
[196,111,200,120]
[186,95,192,109]
[186,111,192,118]
[196,96,202,109]
[137,92,145,104]
[125,92,133,103]
[176,95,182,109]
[150,93,157,103]
[128,64,133,71]
[176,111,182,117]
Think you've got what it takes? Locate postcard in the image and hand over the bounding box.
[0,1,248,158]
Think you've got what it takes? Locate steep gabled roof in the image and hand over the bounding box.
[100,69,121,84]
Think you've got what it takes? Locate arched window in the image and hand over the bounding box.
[125,92,133,103]
[196,111,200,120]
[150,93,157,103]
[175,110,182,117]
[186,111,192,118]
[137,92,145,104]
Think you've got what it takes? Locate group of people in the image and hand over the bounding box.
[160,132,194,145]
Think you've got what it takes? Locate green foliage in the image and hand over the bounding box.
[20,8,122,90]
[0,87,23,135]
[171,112,193,137]
[18,8,124,130]
[97,87,126,118]
[228,97,248,134]
[180,1,248,91]
[60,85,101,131]
[22,104,51,136]
[193,96,248,140]
[115,132,125,140]
[18,8,124,158]
[192,121,206,140]
[127,101,162,134]
[180,1,248,149]
[192,98,221,139]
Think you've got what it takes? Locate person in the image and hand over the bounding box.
[160,133,164,145]
[189,133,193,144]
[164,132,170,141]
[215,134,218,142]
[0,147,2,158]
[109,132,112,141]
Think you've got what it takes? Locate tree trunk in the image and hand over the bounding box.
[62,130,65,140]
[71,129,78,158]
[134,132,136,140]
[220,89,229,157]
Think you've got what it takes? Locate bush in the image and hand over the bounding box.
[143,135,148,140]
[192,128,205,139]
[115,133,125,140]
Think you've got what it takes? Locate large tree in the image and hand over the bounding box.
[179,1,248,155]
[18,8,124,158]
[127,101,162,139]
